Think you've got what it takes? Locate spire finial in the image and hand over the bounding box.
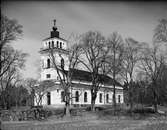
[52,19,57,31]
[53,19,56,27]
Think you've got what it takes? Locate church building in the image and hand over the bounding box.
[37,20,124,108]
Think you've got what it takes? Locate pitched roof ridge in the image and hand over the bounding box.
[66,68,122,87]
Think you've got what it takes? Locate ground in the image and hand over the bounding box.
[1,111,167,130]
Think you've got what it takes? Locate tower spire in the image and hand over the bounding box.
[51,19,59,38]
[53,19,56,27]
[52,19,58,31]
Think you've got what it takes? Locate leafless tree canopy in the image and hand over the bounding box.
[154,19,167,43]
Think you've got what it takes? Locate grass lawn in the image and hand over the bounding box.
[1,110,167,130]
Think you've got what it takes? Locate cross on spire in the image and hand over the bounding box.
[52,19,58,31]
[53,19,56,27]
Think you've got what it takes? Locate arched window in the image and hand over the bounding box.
[48,42,51,48]
[57,41,59,48]
[118,95,121,103]
[61,58,64,69]
[61,91,65,102]
[106,94,109,103]
[47,92,51,105]
[47,59,50,68]
[75,91,79,102]
[52,41,54,48]
[99,93,102,103]
[84,92,87,102]
[60,42,62,49]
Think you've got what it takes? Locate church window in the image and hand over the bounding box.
[60,42,62,48]
[61,91,65,102]
[52,41,54,48]
[57,41,59,48]
[106,94,109,103]
[46,74,51,78]
[47,59,50,68]
[61,58,64,69]
[47,92,51,105]
[84,92,87,102]
[118,95,121,103]
[75,91,79,102]
[48,42,51,48]
[99,93,102,103]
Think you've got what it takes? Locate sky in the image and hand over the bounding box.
[2,1,167,79]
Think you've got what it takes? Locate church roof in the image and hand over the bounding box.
[66,68,123,87]
[39,46,69,54]
[43,37,67,41]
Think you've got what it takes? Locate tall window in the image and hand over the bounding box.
[61,91,65,102]
[57,41,59,48]
[84,92,87,102]
[106,94,109,103]
[61,58,64,69]
[99,93,102,103]
[48,42,51,48]
[47,92,51,105]
[60,42,62,48]
[118,95,121,103]
[75,91,79,102]
[52,41,54,48]
[47,59,50,68]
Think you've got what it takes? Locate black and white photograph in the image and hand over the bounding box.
[1,0,167,130]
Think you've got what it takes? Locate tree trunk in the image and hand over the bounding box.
[113,85,116,115]
[113,45,116,115]
[65,103,70,117]
[2,92,7,109]
[91,99,96,111]
[0,45,2,74]
[15,97,18,109]
[154,103,158,112]
[153,90,158,112]
[64,93,71,117]
[129,89,133,114]
[129,80,133,115]
[91,91,96,111]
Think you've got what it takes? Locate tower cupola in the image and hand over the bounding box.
[40,20,68,53]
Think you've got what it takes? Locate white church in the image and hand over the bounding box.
[37,20,124,108]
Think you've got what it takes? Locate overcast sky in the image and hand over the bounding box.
[2,1,167,79]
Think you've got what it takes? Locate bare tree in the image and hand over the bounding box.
[121,38,142,113]
[0,46,27,109]
[158,64,167,105]
[153,19,167,44]
[34,80,55,106]
[78,31,107,111]
[139,44,166,112]
[0,14,23,77]
[48,34,82,116]
[25,78,38,106]
[106,32,124,114]
[25,78,37,93]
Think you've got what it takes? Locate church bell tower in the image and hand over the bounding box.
[39,20,69,81]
